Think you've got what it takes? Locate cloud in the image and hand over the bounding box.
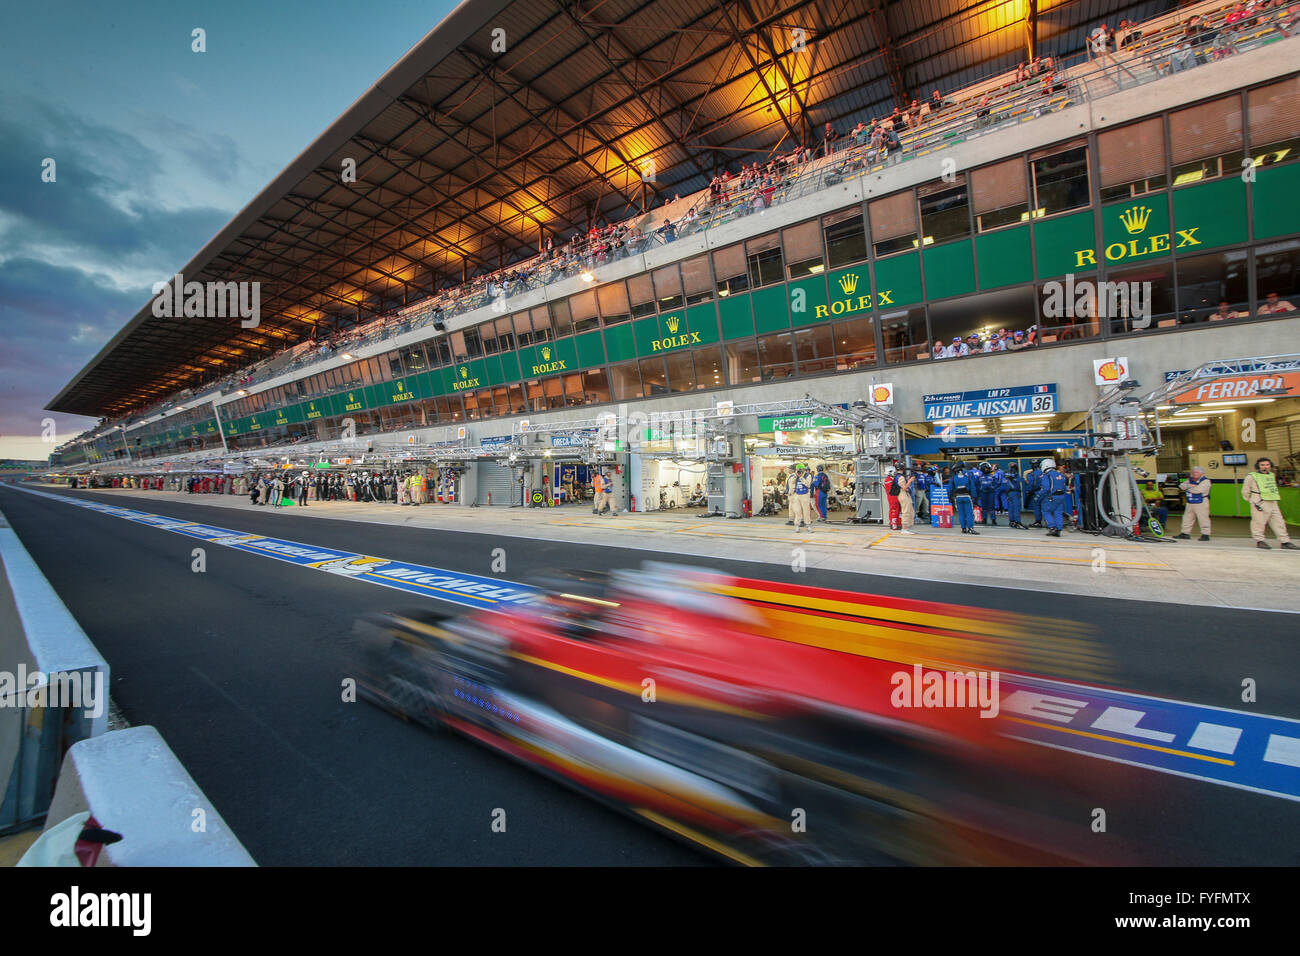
[0,94,246,434]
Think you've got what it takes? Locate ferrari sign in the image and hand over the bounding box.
[1170,372,1300,405]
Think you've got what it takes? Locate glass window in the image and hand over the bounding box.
[481,322,500,355]
[1253,239,1300,316]
[543,376,566,409]
[746,233,784,289]
[1175,251,1250,325]
[1106,262,1175,335]
[570,290,599,334]
[609,362,642,400]
[929,287,1039,353]
[681,255,714,304]
[712,243,750,296]
[1034,278,1102,343]
[388,352,405,378]
[757,331,795,380]
[595,283,629,326]
[663,350,697,392]
[582,368,610,405]
[824,207,867,268]
[550,299,574,338]
[879,307,929,364]
[463,327,483,359]
[870,191,918,257]
[695,348,725,389]
[627,274,656,317]
[832,316,876,370]
[513,312,533,348]
[639,356,668,395]
[653,265,683,311]
[563,373,585,406]
[506,383,525,415]
[495,317,515,353]
[1248,76,1300,167]
[1098,117,1167,202]
[535,304,558,343]
[972,158,1029,231]
[724,340,760,384]
[432,339,452,366]
[793,324,835,377]
[918,177,970,245]
[1169,96,1243,184]
[1032,144,1089,215]
[783,221,824,278]
[523,380,547,412]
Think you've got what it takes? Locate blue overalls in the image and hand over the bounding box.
[1039,470,1069,531]
[948,472,976,530]
[914,471,930,518]
[977,470,999,525]
[1025,468,1042,524]
[1002,471,1023,525]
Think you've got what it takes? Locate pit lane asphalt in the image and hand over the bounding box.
[3,484,1298,865]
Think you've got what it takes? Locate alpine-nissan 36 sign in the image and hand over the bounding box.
[923,384,1057,420]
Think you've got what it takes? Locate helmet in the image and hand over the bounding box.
[885,465,896,475]
[979,462,992,474]
[1041,458,1057,471]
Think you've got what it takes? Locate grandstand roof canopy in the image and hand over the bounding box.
[50,0,1171,418]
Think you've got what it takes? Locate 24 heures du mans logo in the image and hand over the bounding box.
[650,313,702,352]
[452,365,481,391]
[1074,204,1201,267]
[530,345,568,376]
[813,271,895,320]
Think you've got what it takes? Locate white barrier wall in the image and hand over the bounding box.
[42,726,256,866]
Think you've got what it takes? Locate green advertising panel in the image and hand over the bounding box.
[750,284,790,335]
[1173,177,1247,252]
[976,225,1034,289]
[634,307,719,357]
[1098,197,1173,266]
[575,329,606,369]
[604,322,637,363]
[1034,209,1095,278]
[819,265,877,322]
[922,239,977,300]
[757,414,834,432]
[302,398,328,423]
[717,292,754,340]
[496,348,522,383]
[871,251,923,307]
[1252,162,1300,241]
[518,338,577,379]
[787,274,829,328]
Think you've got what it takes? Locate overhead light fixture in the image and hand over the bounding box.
[580,271,595,283]
[341,353,353,360]
[1199,398,1274,407]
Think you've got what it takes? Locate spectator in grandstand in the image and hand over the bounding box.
[881,124,901,161]
[930,89,948,112]
[907,99,923,129]
[946,337,962,358]
[822,122,839,157]
[975,94,992,128]
[1006,329,1031,351]
[1089,23,1113,58]
[1257,291,1297,314]
[1015,61,1030,83]
[932,340,946,360]
[1210,300,1245,320]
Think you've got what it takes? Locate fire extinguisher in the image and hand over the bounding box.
[630,494,637,513]
[743,498,751,517]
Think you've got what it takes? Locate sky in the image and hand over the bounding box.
[0,0,461,460]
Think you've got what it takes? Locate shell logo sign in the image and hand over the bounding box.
[871,382,894,405]
[1093,356,1129,385]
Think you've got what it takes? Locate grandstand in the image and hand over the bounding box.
[48,0,1300,487]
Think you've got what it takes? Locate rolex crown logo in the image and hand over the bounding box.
[838,272,859,295]
[1119,205,1152,235]
[348,393,354,401]
[541,347,552,361]
[665,315,681,334]
[460,366,468,379]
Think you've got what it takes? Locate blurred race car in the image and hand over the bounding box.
[353,563,1105,865]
